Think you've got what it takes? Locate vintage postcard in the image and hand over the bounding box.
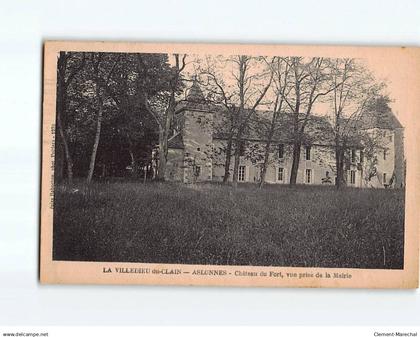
[40,41,419,288]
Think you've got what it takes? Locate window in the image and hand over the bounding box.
[277,167,284,182]
[360,150,364,163]
[350,170,356,185]
[351,149,356,163]
[383,149,387,161]
[194,166,201,177]
[383,173,387,184]
[238,166,246,182]
[305,146,311,161]
[278,144,284,159]
[239,142,246,156]
[305,169,312,184]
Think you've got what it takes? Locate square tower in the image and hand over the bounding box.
[167,80,214,183]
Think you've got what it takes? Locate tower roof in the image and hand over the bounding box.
[175,78,212,114]
[358,97,403,130]
[186,79,205,103]
[359,108,403,130]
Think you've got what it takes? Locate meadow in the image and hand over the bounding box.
[52,181,405,269]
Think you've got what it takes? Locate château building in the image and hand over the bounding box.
[162,81,405,188]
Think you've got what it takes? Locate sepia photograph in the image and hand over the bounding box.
[4,0,420,332]
[40,42,419,288]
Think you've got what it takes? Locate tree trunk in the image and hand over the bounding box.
[232,140,241,188]
[156,127,166,181]
[259,108,278,188]
[335,149,341,188]
[222,136,233,183]
[156,77,177,181]
[128,148,138,177]
[259,140,272,188]
[54,134,64,183]
[232,57,247,189]
[56,53,73,183]
[335,147,346,188]
[289,139,301,185]
[56,110,73,182]
[232,129,243,188]
[87,103,103,183]
[127,137,138,177]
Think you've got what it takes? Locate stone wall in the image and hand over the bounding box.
[181,109,214,183]
[211,139,361,186]
[362,128,397,188]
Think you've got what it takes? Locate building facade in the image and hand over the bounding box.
[164,82,405,188]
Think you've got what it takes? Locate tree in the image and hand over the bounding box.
[56,51,86,182]
[230,56,273,188]
[276,57,338,185]
[258,57,291,188]
[327,58,384,188]
[198,55,237,183]
[55,52,176,182]
[200,55,273,187]
[86,53,121,183]
[100,53,162,177]
[139,54,187,181]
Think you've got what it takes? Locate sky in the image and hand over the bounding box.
[366,56,410,128]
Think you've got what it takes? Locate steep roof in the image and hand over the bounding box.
[358,109,403,130]
[213,110,337,146]
[175,80,215,113]
[186,79,206,103]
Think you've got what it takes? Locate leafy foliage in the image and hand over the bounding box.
[56,52,177,179]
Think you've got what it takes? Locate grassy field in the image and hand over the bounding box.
[53,181,405,269]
